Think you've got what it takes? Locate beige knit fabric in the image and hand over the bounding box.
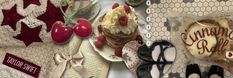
[0,0,70,78]
[0,0,65,47]
[0,43,70,78]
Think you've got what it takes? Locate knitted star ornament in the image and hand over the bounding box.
[1,5,24,31]
[37,0,68,32]
[14,22,43,46]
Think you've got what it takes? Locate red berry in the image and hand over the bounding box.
[135,35,142,41]
[135,35,143,44]
[94,40,104,48]
[115,47,123,57]
[119,16,128,26]
[112,3,119,9]
[74,18,93,38]
[96,35,106,43]
[124,5,131,14]
[98,25,103,33]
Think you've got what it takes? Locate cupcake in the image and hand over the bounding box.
[94,3,142,57]
[96,3,139,48]
[102,4,139,48]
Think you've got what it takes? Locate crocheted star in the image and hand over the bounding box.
[23,0,41,8]
[37,0,68,32]
[1,5,24,31]
[14,22,42,46]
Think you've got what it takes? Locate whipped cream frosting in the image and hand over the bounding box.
[102,6,138,35]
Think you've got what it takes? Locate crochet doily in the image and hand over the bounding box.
[146,0,233,77]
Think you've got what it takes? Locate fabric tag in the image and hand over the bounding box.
[2,53,41,78]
